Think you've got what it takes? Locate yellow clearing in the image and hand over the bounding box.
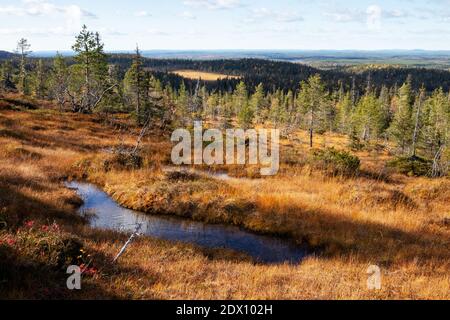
[172,70,241,81]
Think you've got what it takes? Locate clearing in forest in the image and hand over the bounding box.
[171,70,241,81]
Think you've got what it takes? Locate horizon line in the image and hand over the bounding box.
[4,48,450,53]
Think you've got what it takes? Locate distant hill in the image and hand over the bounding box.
[0,51,16,60]
[108,55,450,94]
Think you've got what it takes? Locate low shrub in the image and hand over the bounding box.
[310,147,360,176]
[103,152,143,171]
[387,156,432,177]
[13,222,85,269]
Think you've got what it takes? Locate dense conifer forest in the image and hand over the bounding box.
[1,27,449,176]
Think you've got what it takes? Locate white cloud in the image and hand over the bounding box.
[183,0,241,10]
[0,26,74,36]
[325,6,409,26]
[178,11,196,19]
[134,10,151,17]
[0,0,95,32]
[0,0,95,18]
[247,8,303,23]
[385,9,408,19]
[367,5,382,31]
[146,29,170,36]
[324,11,359,23]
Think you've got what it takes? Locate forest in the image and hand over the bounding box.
[1,26,449,177]
[1,25,450,300]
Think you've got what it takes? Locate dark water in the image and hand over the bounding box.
[66,181,309,264]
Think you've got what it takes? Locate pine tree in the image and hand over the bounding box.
[69,25,113,113]
[16,38,31,95]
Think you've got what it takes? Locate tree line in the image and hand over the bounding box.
[0,26,449,176]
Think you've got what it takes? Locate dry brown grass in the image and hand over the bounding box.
[1,93,449,299]
[171,70,241,81]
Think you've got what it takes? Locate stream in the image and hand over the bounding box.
[66,181,310,264]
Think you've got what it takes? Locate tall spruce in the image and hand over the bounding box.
[50,53,69,111]
[297,74,329,147]
[389,78,414,153]
[32,59,47,99]
[124,46,147,123]
[0,60,14,91]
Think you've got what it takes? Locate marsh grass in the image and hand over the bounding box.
[0,93,449,299]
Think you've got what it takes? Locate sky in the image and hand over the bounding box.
[1,0,450,51]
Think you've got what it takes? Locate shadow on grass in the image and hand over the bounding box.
[0,179,84,228]
[257,202,450,266]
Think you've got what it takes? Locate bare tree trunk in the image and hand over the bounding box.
[431,145,444,178]
[309,110,314,148]
[411,98,422,158]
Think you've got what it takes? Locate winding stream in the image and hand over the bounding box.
[66,181,309,264]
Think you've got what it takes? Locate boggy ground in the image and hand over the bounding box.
[0,93,449,299]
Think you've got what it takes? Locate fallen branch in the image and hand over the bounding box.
[113,223,142,263]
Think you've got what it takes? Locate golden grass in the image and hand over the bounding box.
[1,93,449,299]
[171,70,241,81]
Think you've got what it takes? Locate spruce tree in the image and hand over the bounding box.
[389,79,414,153]
[335,92,353,134]
[50,53,69,110]
[353,93,385,141]
[176,81,190,125]
[32,59,47,99]
[0,60,14,92]
[422,88,450,157]
[233,81,248,116]
[296,74,329,147]
[250,83,265,124]
[124,46,148,123]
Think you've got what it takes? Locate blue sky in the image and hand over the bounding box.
[1,0,450,51]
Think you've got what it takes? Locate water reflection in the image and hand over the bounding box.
[66,181,309,264]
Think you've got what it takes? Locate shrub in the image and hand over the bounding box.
[166,170,200,182]
[387,156,432,177]
[103,152,143,171]
[13,223,85,269]
[348,131,365,151]
[310,147,360,176]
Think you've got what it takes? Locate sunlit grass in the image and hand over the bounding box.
[0,93,449,299]
[171,70,241,81]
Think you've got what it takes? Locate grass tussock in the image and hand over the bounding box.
[0,94,449,299]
